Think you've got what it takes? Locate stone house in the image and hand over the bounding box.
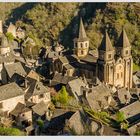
[81,83,116,111]
[116,88,132,105]
[66,109,103,135]
[50,73,77,91]
[1,62,27,85]
[119,100,140,124]
[25,80,51,104]
[0,82,25,115]
[127,120,140,135]
[32,101,52,121]
[66,78,87,101]
[10,102,32,127]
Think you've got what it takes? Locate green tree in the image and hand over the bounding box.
[52,86,69,105]
[116,111,126,123]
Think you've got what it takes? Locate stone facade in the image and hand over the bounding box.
[53,18,133,89]
[0,95,25,114]
[27,93,50,104]
[98,29,133,89]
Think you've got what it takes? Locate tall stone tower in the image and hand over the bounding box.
[73,18,89,57]
[97,31,115,85]
[115,28,133,88]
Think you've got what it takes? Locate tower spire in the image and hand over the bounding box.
[99,30,114,51]
[78,17,88,41]
[116,28,131,48]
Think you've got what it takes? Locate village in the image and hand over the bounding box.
[0,17,140,136]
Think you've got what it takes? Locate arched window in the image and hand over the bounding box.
[81,43,83,48]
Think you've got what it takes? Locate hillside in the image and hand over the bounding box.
[0,2,140,70]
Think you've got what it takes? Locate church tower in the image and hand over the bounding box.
[97,31,115,85]
[116,28,133,88]
[73,18,89,57]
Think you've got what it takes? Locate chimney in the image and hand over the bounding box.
[24,79,28,88]
[0,20,3,34]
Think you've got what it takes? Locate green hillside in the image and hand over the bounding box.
[0,2,140,70]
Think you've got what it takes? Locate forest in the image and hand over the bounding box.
[0,2,140,70]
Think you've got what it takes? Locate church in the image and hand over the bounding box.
[53,18,133,89]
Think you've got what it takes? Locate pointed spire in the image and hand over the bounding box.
[116,28,131,48]
[78,17,88,41]
[99,30,114,51]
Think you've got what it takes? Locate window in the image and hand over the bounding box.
[85,42,88,47]
[127,62,130,66]
[117,73,119,79]
[39,94,44,99]
[81,50,84,55]
[108,54,111,59]
[0,102,3,109]
[126,50,128,55]
[80,43,83,48]
[75,43,77,47]
[121,72,123,78]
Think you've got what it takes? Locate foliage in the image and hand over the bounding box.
[37,119,44,128]
[0,3,140,66]
[0,127,24,136]
[135,130,140,136]
[6,32,15,41]
[52,86,69,105]
[116,111,126,123]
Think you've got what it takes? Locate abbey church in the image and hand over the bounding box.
[54,18,133,89]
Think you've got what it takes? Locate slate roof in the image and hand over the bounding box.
[4,62,27,78]
[0,82,25,101]
[98,31,114,51]
[117,88,132,104]
[116,28,131,48]
[10,102,31,117]
[32,101,49,116]
[51,73,76,86]
[63,64,75,70]
[59,55,78,65]
[127,120,140,135]
[0,53,15,64]
[85,83,115,111]
[67,78,87,97]
[79,54,98,63]
[25,81,49,99]
[119,100,140,120]
[26,70,40,81]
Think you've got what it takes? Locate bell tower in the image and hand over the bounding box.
[73,18,89,57]
[97,30,115,85]
[116,28,133,88]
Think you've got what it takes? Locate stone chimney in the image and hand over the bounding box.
[0,20,3,34]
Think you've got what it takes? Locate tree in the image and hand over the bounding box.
[52,86,69,105]
[6,32,15,41]
[116,111,126,123]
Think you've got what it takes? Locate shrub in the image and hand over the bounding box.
[0,127,24,136]
[116,111,126,123]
